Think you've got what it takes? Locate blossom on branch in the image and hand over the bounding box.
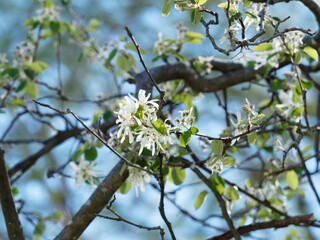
[69,158,97,189]
[128,166,151,197]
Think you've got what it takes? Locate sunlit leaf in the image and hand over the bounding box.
[179,130,191,147]
[303,46,318,61]
[194,190,208,210]
[211,140,223,155]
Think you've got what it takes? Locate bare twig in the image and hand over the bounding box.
[209,214,314,240]
[125,26,165,109]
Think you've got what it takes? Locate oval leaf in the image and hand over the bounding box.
[179,131,191,147]
[194,190,208,210]
[247,131,257,145]
[211,140,223,155]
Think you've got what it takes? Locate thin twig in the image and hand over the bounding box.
[124,26,165,109]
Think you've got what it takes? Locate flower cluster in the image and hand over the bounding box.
[69,158,97,189]
[127,166,151,197]
[176,107,195,129]
[35,1,62,23]
[114,89,175,156]
[154,33,170,56]
[230,98,264,144]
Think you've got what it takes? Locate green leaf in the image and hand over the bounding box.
[72,148,83,162]
[169,168,186,185]
[152,119,167,136]
[243,0,251,8]
[15,79,28,92]
[45,211,63,221]
[117,55,131,71]
[190,126,198,135]
[25,84,38,99]
[179,131,191,147]
[8,99,25,108]
[89,18,101,27]
[194,190,208,210]
[247,131,257,145]
[25,61,49,73]
[92,111,101,124]
[84,146,98,161]
[294,51,302,64]
[162,0,172,16]
[226,186,239,200]
[107,49,117,63]
[195,0,207,4]
[125,43,146,54]
[2,67,19,78]
[50,21,61,33]
[11,186,19,196]
[286,170,298,190]
[301,79,314,90]
[184,31,204,44]
[222,156,236,166]
[190,9,202,25]
[256,208,270,219]
[41,31,54,39]
[211,140,223,155]
[303,46,318,61]
[34,221,45,238]
[135,104,144,121]
[117,180,131,194]
[210,173,225,195]
[239,216,246,227]
[253,43,273,52]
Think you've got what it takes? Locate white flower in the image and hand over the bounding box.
[284,31,304,53]
[220,24,240,49]
[241,98,258,118]
[128,166,151,197]
[276,90,302,121]
[176,107,195,129]
[207,156,223,173]
[275,136,285,152]
[243,3,268,31]
[197,56,214,74]
[35,4,62,23]
[114,89,175,156]
[70,158,97,189]
[154,33,168,56]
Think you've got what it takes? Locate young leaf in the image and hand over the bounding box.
[117,180,131,194]
[210,173,225,195]
[117,55,131,71]
[194,190,208,210]
[179,130,191,147]
[222,156,236,166]
[226,186,239,200]
[211,140,223,155]
[84,146,98,161]
[170,168,186,185]
[286,170,298,190]
[247,131,257,145]
[253,43,273,52]
[135,104,144,121]
[162,0,172,16]
[190,126,198,135]
[152,119,167,136]
[303,46,319,62]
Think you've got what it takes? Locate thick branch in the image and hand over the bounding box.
[209,214,314,240]
[133,60,266,92]
[0,149,24,240]
[54,161,129,240]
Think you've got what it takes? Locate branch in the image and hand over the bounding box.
[8,117,116,181]
[54,161,129,240]
[209,214,314,240]
[0,148,24,240]
[132,60,268,92]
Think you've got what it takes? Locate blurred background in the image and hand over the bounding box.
[0,0,319,239]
